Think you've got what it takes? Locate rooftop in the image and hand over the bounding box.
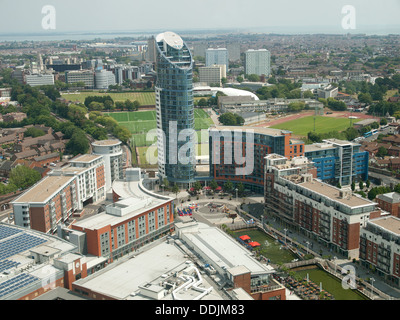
[176,221,275,276]
[370,216,400,235]
[12,175,75,204]
[91,140,120,146]
[73,179,172,230]
[69,154,102,163]
[376,192,400,204]
[73,241,223,300]
[210,125,291,137]
[299,180,374,208]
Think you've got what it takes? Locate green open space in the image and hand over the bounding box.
[270,116,361,137]
[61,91,156,105]
[233,229,297,265]
[295,268,368,300]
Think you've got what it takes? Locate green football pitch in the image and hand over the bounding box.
[106,109,214,147]
[61,91,156,105]
[270,116,360,137]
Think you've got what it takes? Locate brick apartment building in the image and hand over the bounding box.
[375,192,400,218]
[11,154,106,233]
[70,168,174,262]
[264,154,381,259]
[360,215,400,288]
[209,126,304,193]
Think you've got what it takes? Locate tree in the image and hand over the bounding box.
[24,127,46,138]
[247,74,260,82]
[9,165,41,190]
[376,146,388,158]
[171,184,180,198]
[358,92,372,105]
[197,98,208,107]
[366,179,371,189]
[210,179,218,192]
[193,181,202,194]
[218,112,244,126]
[236,182,245,197]
[359,181,364,190]
[351,181,356,192]
[223,181,233,193]
[66,130,89,156]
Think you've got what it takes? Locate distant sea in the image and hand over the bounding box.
[0,25,399,42]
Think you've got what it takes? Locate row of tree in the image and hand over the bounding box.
[84,95,140,112]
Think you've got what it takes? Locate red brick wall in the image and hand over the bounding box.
[251,287,286,300]
[233,272,251,294]
[393,253,400,278]
[29,206,47,233]
[19,277,64,300]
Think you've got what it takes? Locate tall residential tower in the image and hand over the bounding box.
[154,31,196,186]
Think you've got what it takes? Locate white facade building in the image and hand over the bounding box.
[91,139,124,192]
[48,154,107,209]
[245,49,271,77]
[65,70,95,89]
[95,69,116,89]
[25,74,55,87]
[205,48,229,70]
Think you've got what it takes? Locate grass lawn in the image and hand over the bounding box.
[270,116,360,137]
[233,229,297,265]
[61,91,155,105]
[295,268,368,300]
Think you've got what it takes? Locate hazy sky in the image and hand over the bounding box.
[0,0,399,35]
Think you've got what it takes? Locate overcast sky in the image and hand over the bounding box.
[0,0,399,35]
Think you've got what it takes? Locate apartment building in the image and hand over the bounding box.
[209,126,304,193]
[205,48,229,70]
[48,154,106,209]
[375,193,400,218]
[91,140,123,192]
[264,154,381,259]
[198,64,226,86]
[245,49,271,77]
[304,139,369,187]
[11,154,106,233]
[11,175,78,234]
[360,216,400,287]
[70,169,174,261]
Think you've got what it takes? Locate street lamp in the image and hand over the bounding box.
[235,188,238,203]
[333,256,337,276]
[370,277,375,300]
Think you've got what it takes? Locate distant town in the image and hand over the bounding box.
[0,28,400,303]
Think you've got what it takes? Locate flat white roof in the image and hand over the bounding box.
[73,180,172,230]
[176,222,274,275]
[73,241,223,300]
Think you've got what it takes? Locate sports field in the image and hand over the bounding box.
[61,91,156,105]
[105,109,213,147]
[270,116,360,137]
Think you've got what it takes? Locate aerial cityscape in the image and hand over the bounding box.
[0,0,400,310]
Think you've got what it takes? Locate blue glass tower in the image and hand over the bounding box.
[154,31,196,186]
